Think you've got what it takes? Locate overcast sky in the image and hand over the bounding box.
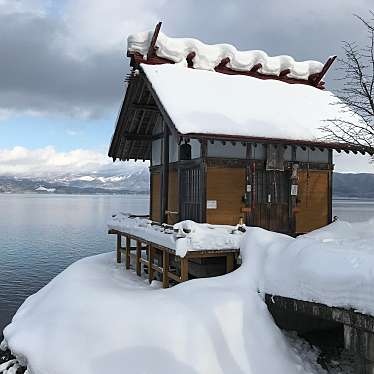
[0,0,373,176]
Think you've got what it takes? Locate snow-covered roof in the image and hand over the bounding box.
[128,31,324,80]
[141,63,362,145]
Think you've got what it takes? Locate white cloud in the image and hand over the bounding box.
[0,146,146,177]
[60,0,165,58]
[0,0,47,16]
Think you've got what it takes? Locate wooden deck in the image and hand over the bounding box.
[108,228,239,288]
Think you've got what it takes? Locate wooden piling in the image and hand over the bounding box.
[116,233,122,263]
[148,245,154,283]
[125,236,131,269]
[162,250,169,288]
[226,253,234,273]
[180,257,189,282]
[136,241,141,276]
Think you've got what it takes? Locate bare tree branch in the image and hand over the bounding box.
[321,12,374,155]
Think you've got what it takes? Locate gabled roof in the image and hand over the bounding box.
[108,26,374,160]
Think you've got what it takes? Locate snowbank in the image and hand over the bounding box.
[108,214,243,257]
[128,30,323,80]
[254,219,374,315]
[3,251,326,373]
[141,63,362,144]
[3,219,372,373]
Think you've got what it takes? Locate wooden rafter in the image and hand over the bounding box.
[147,22,162,59]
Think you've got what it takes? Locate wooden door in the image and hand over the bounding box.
[179,167,202,222]
[251,170,290,233]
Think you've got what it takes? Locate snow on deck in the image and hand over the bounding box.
[141,63,362,144]
[108,213,243,257]
[128,31,324,80]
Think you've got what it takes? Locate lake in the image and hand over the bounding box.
[0,194,374,332]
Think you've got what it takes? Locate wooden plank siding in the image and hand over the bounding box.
[206,167,246,225]
[295,170,329,233]
[151,172,161,222]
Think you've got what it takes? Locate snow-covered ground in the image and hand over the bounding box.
[3,219,373,374]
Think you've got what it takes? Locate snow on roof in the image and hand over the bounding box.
[128,31,324,80]
[142,63,361,144]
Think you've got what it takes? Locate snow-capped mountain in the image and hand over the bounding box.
[0,164,150,194]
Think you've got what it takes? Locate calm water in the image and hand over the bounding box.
[0,195,374,332]
[0,194,148,332]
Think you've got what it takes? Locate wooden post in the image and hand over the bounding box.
[116,234,122,263]
[148,245,154,284]
[136,241,141,276]
[180,257,189,282]
[125,236,131,269]
[200,140,207,223]
[162,250,169,288]
[226,253,234,273]
[160,124,169,223]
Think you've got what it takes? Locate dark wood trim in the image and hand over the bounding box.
[130,51,326,89]
[160,124,170,223]
[131,103,159,112]
[139,67,181,140]
[328,149,333,223]
[146,22,162,59]
[200,140,208,223]
[245,143,252,226]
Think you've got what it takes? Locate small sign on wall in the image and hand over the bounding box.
[207,200,217,209]
[290,184,298,196]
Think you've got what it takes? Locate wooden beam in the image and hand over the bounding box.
[309,55,337,86]
[279,69,290,77]
[131,103,159,112]
[147,22,162,59]
[250,63,262,72]
[186,51,196,68]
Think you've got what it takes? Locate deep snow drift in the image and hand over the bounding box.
[3,219,373,374]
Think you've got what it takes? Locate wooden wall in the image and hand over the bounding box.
[151,172,160,222]
[167,169,179,224]
[295,170,329,233]
[206,167,245,225]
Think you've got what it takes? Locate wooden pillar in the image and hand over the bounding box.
[116,234,122,263]
[226,253,235,273]
[328,149,333,224]
[180,257,189,282]
[245,143,253,226]
[125,237,131,270]
[136,241,141,276]
[160,124,169,223]
[162,250,169,288]
[148,245,154,284]
[200,140,207,223]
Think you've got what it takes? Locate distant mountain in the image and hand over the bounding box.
[0,165,150,194]
[333,173,374,198]
[0,170,373,197]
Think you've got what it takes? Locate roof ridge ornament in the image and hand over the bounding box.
[127,23,337,89]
